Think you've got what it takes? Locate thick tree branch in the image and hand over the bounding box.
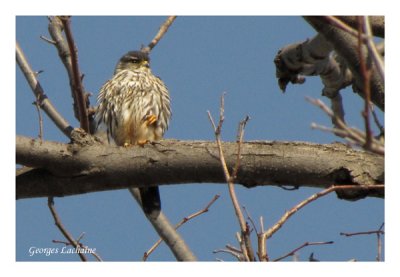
[303,16,384,111]
[16,134,384,200]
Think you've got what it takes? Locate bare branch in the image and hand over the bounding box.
[340,222,384,261]
[307,97,384,155]
[129,188,197,261]
[143,194,220,260]
[142,16,177,54]
[213,247,244,261]
[52,237,103,261]
[340,224,384,237]
[357,17,373,150]
[16,135,384,200]
[47,16,95,133]
[47,197,87,261]
[256,184,382,261]
[32,93,44,142]
[233,115,250,179]
[264,185,383,241]
[16,41,73,138]
[273,241,334,262]
[208,94,255,261]
[362,17,385,81]
[40,35,56,44]
[59,16,90,133]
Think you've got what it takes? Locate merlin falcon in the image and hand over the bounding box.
[95,51,171,219]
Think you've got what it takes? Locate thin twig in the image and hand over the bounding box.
[60,16,90,133]
[340,222,384,237]
[40,35,56,44]
[213,248,244,261]
[307,97,384,155]
[377,222,384,261]
[52,238,103,261]
[32,92,44,143]
[232,116,250,179]
[142,16,177,53]
[264,184,383,240]
[242,206,258,234]
[143,194,220,261]
[371,107,384,137]
[340,222,384,261]
[273,241,334,262]
[47,197,87,261]
[256,184,384,260]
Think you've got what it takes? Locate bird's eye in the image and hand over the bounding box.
[130,58,139,63]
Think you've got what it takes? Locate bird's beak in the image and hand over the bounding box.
[141,60,150,68]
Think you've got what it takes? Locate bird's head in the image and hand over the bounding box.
[114,51,150,74]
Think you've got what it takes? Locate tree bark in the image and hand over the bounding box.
[16,134,384,200]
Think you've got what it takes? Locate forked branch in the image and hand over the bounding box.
[208,94,255,261]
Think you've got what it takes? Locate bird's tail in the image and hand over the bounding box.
[139,186,161,219]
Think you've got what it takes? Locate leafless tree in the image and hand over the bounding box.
[16,16,384,261]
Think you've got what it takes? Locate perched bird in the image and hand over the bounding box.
[95,50,171,219]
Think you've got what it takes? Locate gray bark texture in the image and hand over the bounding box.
[16,132,384,200]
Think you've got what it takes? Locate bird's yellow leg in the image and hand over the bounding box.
[145,114,157,126]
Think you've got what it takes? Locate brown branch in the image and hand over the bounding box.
[213,246,244,261]
[129,188,197,261]
[357,17,373,150]
[47,197,87,261]
[32,91,44,142]
[16,135,385,200]
[340,229,384,237]
[340,222,384,261]
[207,94,255,261]
[233,115,250,179]
[371,107,384,137]
[265,185,383,240]
[256,184,384,261]
[52,237,103,261]
[142,16,177,53]
[143,194,220,261]
[362,17,385,81]
[59,16,90,133]
[16,41,73,138]
[307,97,384,155]
[273,241,334,262]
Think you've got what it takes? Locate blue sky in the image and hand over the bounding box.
[16,16,384,262]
